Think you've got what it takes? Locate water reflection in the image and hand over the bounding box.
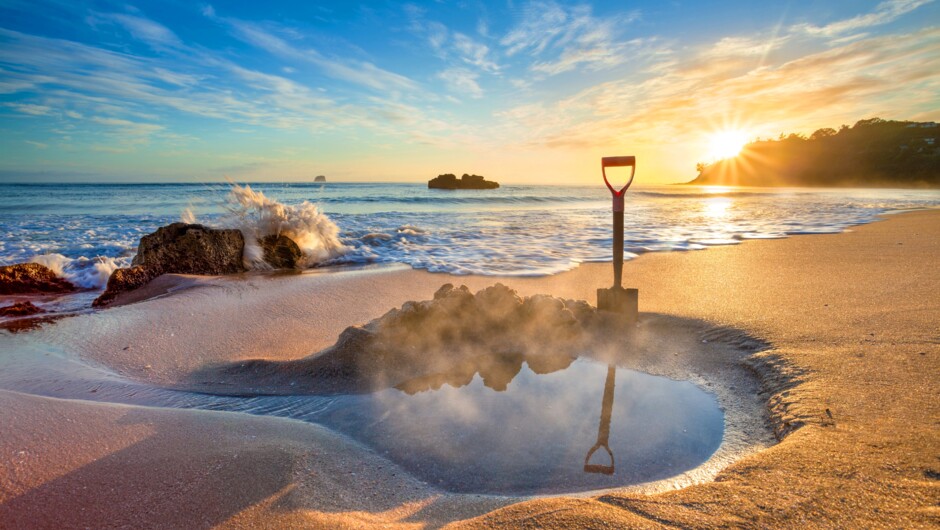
[395,351,575,394]
[584,365,616,475]
[312,355,724,495]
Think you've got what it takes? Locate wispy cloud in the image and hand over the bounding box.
[793,0,934,37]
[501,1,639,75]
[208,10,417,92]
[437,67,483,99]
[4,102,53,115]
[405,4,501,86]
[453,33,500,73]
[498,26,940,154]
[98,12,183,50]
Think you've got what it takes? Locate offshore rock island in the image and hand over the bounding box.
[690,118,940,188]
[428,173,500,189]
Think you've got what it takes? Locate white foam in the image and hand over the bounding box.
[223,184,349,269]
[29,253,69,277]
[29,253,127,289]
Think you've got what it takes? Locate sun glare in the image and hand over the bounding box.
[707,130,749,161]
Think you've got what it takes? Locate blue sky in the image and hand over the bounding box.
[1,0,938,184]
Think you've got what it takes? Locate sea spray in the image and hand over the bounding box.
[180,207,197,224]
[224,183,349,269]
[29,253,127,289]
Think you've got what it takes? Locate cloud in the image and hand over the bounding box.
[101,12,183,49]
[793,0,934,37]
[0,27,348,130]
[437,67,483,98]
[501,1,570,56]
[3,102,53,115]
[25,140,48,149]
[497,26,940,153]
[215,15,417,92]
[404,6,500,76]
[453,33,500,73]
[500,1,639,75]
[92,116,163,133]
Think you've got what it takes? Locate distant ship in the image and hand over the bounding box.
[428,173,499,189]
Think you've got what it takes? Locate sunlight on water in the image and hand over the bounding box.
[0,183,937,282]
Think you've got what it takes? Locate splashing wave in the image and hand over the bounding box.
[29,253,128,289]
[223,184,349,269]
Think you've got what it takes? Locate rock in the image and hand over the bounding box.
[0,301,45,317]
[259,234,303,269]
[428,173,499,189]
[95,223,246,307]
[92,266,159,307]
[314,175,326,182]
[0,263,76,295]
[132,223,245,275]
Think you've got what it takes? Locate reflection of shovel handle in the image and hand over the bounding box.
[584,365,617,475]
[584,442,615,475]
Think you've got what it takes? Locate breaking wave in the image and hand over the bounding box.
[29,253,128,290]
[223,183,349,269]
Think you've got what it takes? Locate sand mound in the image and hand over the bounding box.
[186,283,611,394]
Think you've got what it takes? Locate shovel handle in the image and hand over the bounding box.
[602,156,635,212]
[601,156,636,196]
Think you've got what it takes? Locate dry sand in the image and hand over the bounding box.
[1,210,938,528]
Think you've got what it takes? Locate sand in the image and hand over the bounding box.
[1,210,938,528]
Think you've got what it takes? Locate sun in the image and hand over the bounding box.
[707,130,749,161]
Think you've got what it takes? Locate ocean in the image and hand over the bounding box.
[1,182,938,289]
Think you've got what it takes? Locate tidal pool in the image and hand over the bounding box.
[0,340,724,496]
[311,359,724,495]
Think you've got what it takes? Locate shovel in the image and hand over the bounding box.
[597,156,638,324]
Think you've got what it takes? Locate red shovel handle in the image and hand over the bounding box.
[601,156,636,196]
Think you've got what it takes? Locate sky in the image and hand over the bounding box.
[0,0,938,185]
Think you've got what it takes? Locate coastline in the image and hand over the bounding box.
[1,210,938,528]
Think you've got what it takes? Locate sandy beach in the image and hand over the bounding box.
[1,209,938,529]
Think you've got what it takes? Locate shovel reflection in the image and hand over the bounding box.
[584,365,617,475]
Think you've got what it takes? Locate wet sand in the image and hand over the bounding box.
[1,210,938,528]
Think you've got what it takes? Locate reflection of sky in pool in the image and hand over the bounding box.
[314,358,724,495]
[0,341,724,496]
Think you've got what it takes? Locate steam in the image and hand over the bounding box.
[197,283,605,394]
[223,183,349,269]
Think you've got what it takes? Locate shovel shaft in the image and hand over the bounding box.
[613,211,623,288]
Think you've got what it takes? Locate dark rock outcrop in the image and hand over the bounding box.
[132,223,245,275]
[314,175,326,182]
[92,266,160,307]
[0,301,45,317]
[0,263,76,295]
[260,234,303,269]
[95,223,245,307]
[428,173,499,189]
